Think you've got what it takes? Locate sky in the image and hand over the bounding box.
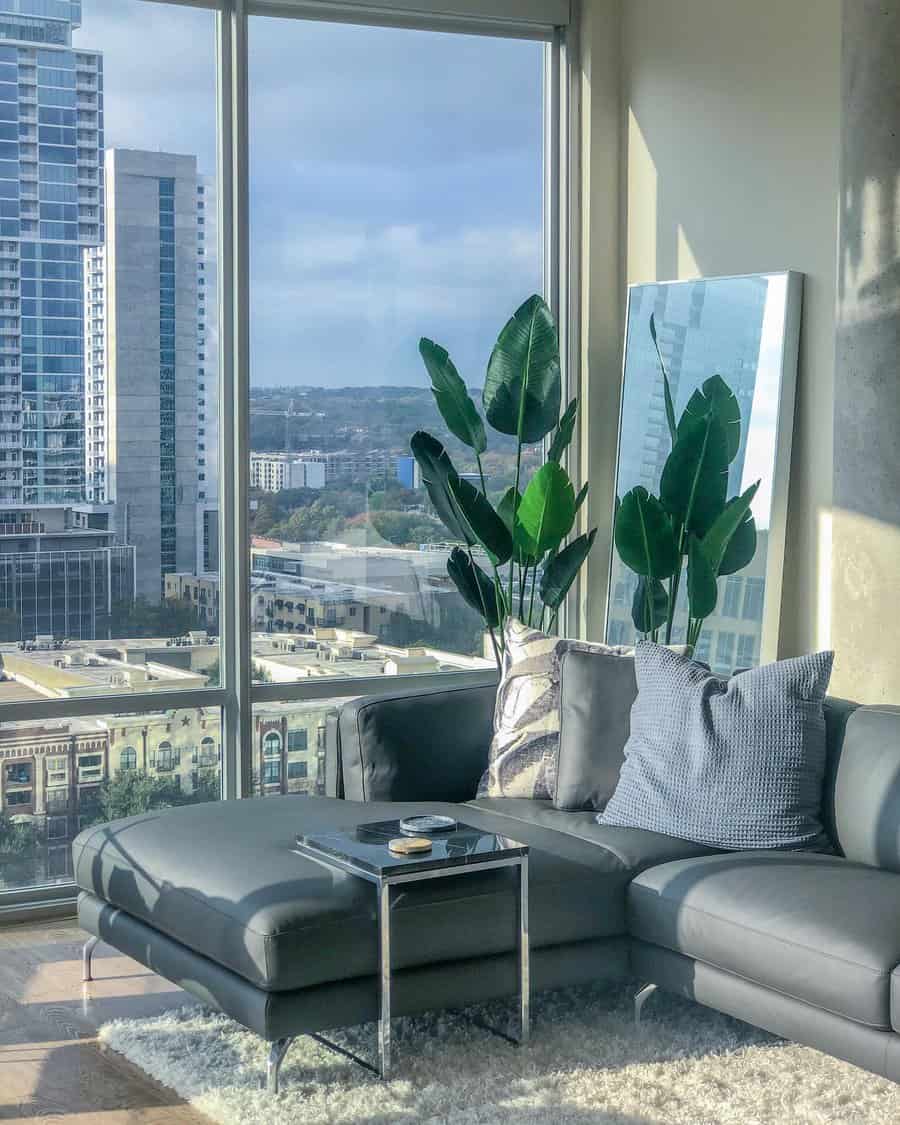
[75,0,545,389]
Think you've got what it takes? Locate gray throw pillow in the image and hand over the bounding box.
[555,646,638,812]
[477,618,631,801]
[599,643,835,849]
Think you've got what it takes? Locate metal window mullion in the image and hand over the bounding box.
[542,25,583,640]
[137,0,560,39]
[217,1,252,801]
[0,688,227,725]
[249,667,499,706]
[247,1,555,40]
[556,15,582,640]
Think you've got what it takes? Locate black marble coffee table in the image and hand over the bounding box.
[295,819,530,1079]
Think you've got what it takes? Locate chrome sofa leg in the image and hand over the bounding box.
[266,1036,294,1094]
[634,982,658,1026]
[82,936,100,983]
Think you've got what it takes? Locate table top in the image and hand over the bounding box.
[296,818,528,878]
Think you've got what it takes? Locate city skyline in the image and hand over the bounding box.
[75,0,544,390]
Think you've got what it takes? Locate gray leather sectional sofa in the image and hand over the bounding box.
[74,663,900,1086]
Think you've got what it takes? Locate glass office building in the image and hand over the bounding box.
[0,0,102,505]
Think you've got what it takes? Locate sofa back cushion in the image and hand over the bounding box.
[832,706,900,870]
[818,696,860,847]
[555,647,638,811]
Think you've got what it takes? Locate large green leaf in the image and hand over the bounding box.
[497,486,535,565]
[679,374,742,463]
[701,481,760,575]
[483,294,561,444]
[631,575,669,635]
[575,482,589,513]
[539,529,597,611]
[614,486,679,579]
[497,486,518,534]
[447,474,512,566]
[410,431,468,543]
[687,533,719,619]
[447,547,499,628]
[660,412,729,536]
[719,508,758,575]
[547,398,577,464]
[516,462,576,558]
[419,338,486,455]
[649,313,677,447]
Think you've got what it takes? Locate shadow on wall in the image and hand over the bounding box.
[832,1,900,532]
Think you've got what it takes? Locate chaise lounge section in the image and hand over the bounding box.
[74,680,900,1088]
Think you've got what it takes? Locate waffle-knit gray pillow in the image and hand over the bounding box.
[599,643,835,849]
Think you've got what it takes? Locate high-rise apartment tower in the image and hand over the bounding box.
[0,0,103,506]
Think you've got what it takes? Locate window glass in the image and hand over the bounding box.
[0,706,221,893]
[248,16,543,680]
[0,0,220,896]
[0,0,219,663]
[252,701,334,797]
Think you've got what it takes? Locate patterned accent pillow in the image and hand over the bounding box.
[477,619,632,801]
[599,642,835,849]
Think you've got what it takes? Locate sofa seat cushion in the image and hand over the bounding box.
[73,795,695,993]
[629,852,900,1030]
[467,797,721,932]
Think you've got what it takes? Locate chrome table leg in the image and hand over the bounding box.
[266,1036,294,1094]
[518,855,530,1045]
[82,936,99,983]
[377,880,391,1078]
[634,982,658,1026]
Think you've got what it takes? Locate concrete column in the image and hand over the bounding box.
[830,0,900,702]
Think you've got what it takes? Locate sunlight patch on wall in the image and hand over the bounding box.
[831,506,900,703]
[676,224,699,277]
[626,108,657,282]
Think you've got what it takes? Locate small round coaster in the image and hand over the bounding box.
[388,836,433,855]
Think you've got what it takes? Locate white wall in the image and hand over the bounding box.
[580,0,842,658]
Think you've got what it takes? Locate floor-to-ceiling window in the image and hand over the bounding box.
[0,0,572,910]
[244,13,547,791]
[0,0,223,898]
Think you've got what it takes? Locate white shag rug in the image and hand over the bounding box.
[98,984,900,1125]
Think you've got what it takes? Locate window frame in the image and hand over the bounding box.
[0,0,578,920]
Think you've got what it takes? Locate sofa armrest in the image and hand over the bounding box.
[330,679,498,803]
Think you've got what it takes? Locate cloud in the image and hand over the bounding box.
[251,221,542,386]
[75,0,545,389]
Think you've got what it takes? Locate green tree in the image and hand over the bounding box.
[109,597,216,640]
[370,510,444,547]
[94,769,218,823]
[380,605,485,657]
[95,771,186,821]
[0,812,42,855]
[269,501,346,542]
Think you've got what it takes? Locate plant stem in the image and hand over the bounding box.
[467,545,500,668]
[475,451,488,498]
[509,443,522,612]
[527,561,538,627]
[518,561,528,620]
[666,537,684,644]
[491,566,507,650]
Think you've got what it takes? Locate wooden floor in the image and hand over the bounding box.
[0,917,210,1124]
